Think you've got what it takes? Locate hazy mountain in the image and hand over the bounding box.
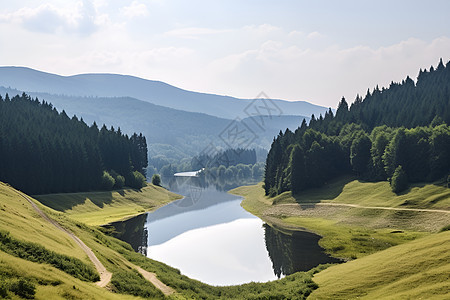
[0,87,308,162]
[0,66,328,119]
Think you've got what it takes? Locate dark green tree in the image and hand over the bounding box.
[151,174,161,186]
[290,145,306,194]
[390,165,408,193]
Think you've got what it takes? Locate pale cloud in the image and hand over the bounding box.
[0,1,99,36]
[243,24,281,35]
[307,31,323,39]
[203,36,450,107]
[164,27,232,39]
[122,1,149,18]
[0,0,449,109]
[288,30,303,38]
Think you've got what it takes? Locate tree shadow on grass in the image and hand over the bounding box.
[292,175,355,206]
[34,191,116,212]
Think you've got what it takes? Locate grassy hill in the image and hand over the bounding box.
[2,176,448,299]
[34,184,182,226]
[310,230,450,299]
[0,182,136,299]
[231,178,449,298]
[0,182,334,299]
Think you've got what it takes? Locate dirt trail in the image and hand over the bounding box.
[286,202,450,214]
[14,189,175,295]
[135,266,175,296]
[15,189,175,294]
[15,189,113,287]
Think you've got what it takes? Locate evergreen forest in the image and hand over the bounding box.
[0,93,148,194]
[264,59,450,196]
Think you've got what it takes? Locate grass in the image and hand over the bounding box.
[0,182,89,264]
[309,231,450,299]
[2,178,449,299]
[273,176,450,210]
[0,231,99,282]
[35,184,182,226]
[2,182,327,299]
[281,217,425,259]
[232,179,450,299]
[0,250,135,300]
[231,179,449,259]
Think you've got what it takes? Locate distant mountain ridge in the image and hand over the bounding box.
[0,66,328,119]
[0,86,307,163]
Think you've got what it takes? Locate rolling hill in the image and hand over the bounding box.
[0,86,308,164]
[0,66,328,120]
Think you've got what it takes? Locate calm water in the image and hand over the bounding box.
[106,176,340,286]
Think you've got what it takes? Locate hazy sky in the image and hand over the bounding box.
[1,0,450,108]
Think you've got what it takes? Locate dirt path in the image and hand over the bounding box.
[15,188,174,295]
[285,202,450,214]
[135,266,175,296]
[15,190,112,287]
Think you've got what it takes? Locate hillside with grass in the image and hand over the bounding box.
[1,181,335,299]
[310,231,450,299]
[232,178,449,298]
[35,184,182,226]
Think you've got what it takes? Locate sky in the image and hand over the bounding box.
[1,0,450,108]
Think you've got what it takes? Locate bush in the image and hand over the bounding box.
[101,171,115,190]
[0,231,99,282]
[0,281,8,298]
[111,270,164,299]
[440,224,450,232]
[115,175,125,189]
[10,278,36,299]
[126,171,146,189]
[151,174,161,186]
[391,165,408,193]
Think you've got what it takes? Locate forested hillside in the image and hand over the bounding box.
[0,93,148,194]
[265,59,450,196]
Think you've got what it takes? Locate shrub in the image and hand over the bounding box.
[109,170,125,189]
[390,165,408,193]
[440,224,450,232]
[101,171,115,190]
[0,281,8,298]
[151,174,161,186]
[10,278,36,299]
[126,171,146,189]
[0,231,99,282]
[111,270,164,299]
[115,175,125,189]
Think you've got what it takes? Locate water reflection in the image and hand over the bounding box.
[264,224,342,277]
[104,213,148,256]
[105,176,342,285]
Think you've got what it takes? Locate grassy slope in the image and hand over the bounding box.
[273,175,450,210]
[35,184,181,226]
[0,183,88,263]
[0,182,135,299]
[1,182,329,299]
[309,231,450,299]
[232,179,449,258]
[231,179,450,299]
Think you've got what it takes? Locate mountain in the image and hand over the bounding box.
[0,87,307,163]
[0,66,328,119]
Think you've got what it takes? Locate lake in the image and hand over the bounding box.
[106,176,341,286]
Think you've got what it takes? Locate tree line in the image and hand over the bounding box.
[0,93,148,194]
[265,59,450,196]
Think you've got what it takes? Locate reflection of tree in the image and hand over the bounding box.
[264,224,341,277]
[104,213,148,255]
[264,224,295,278]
